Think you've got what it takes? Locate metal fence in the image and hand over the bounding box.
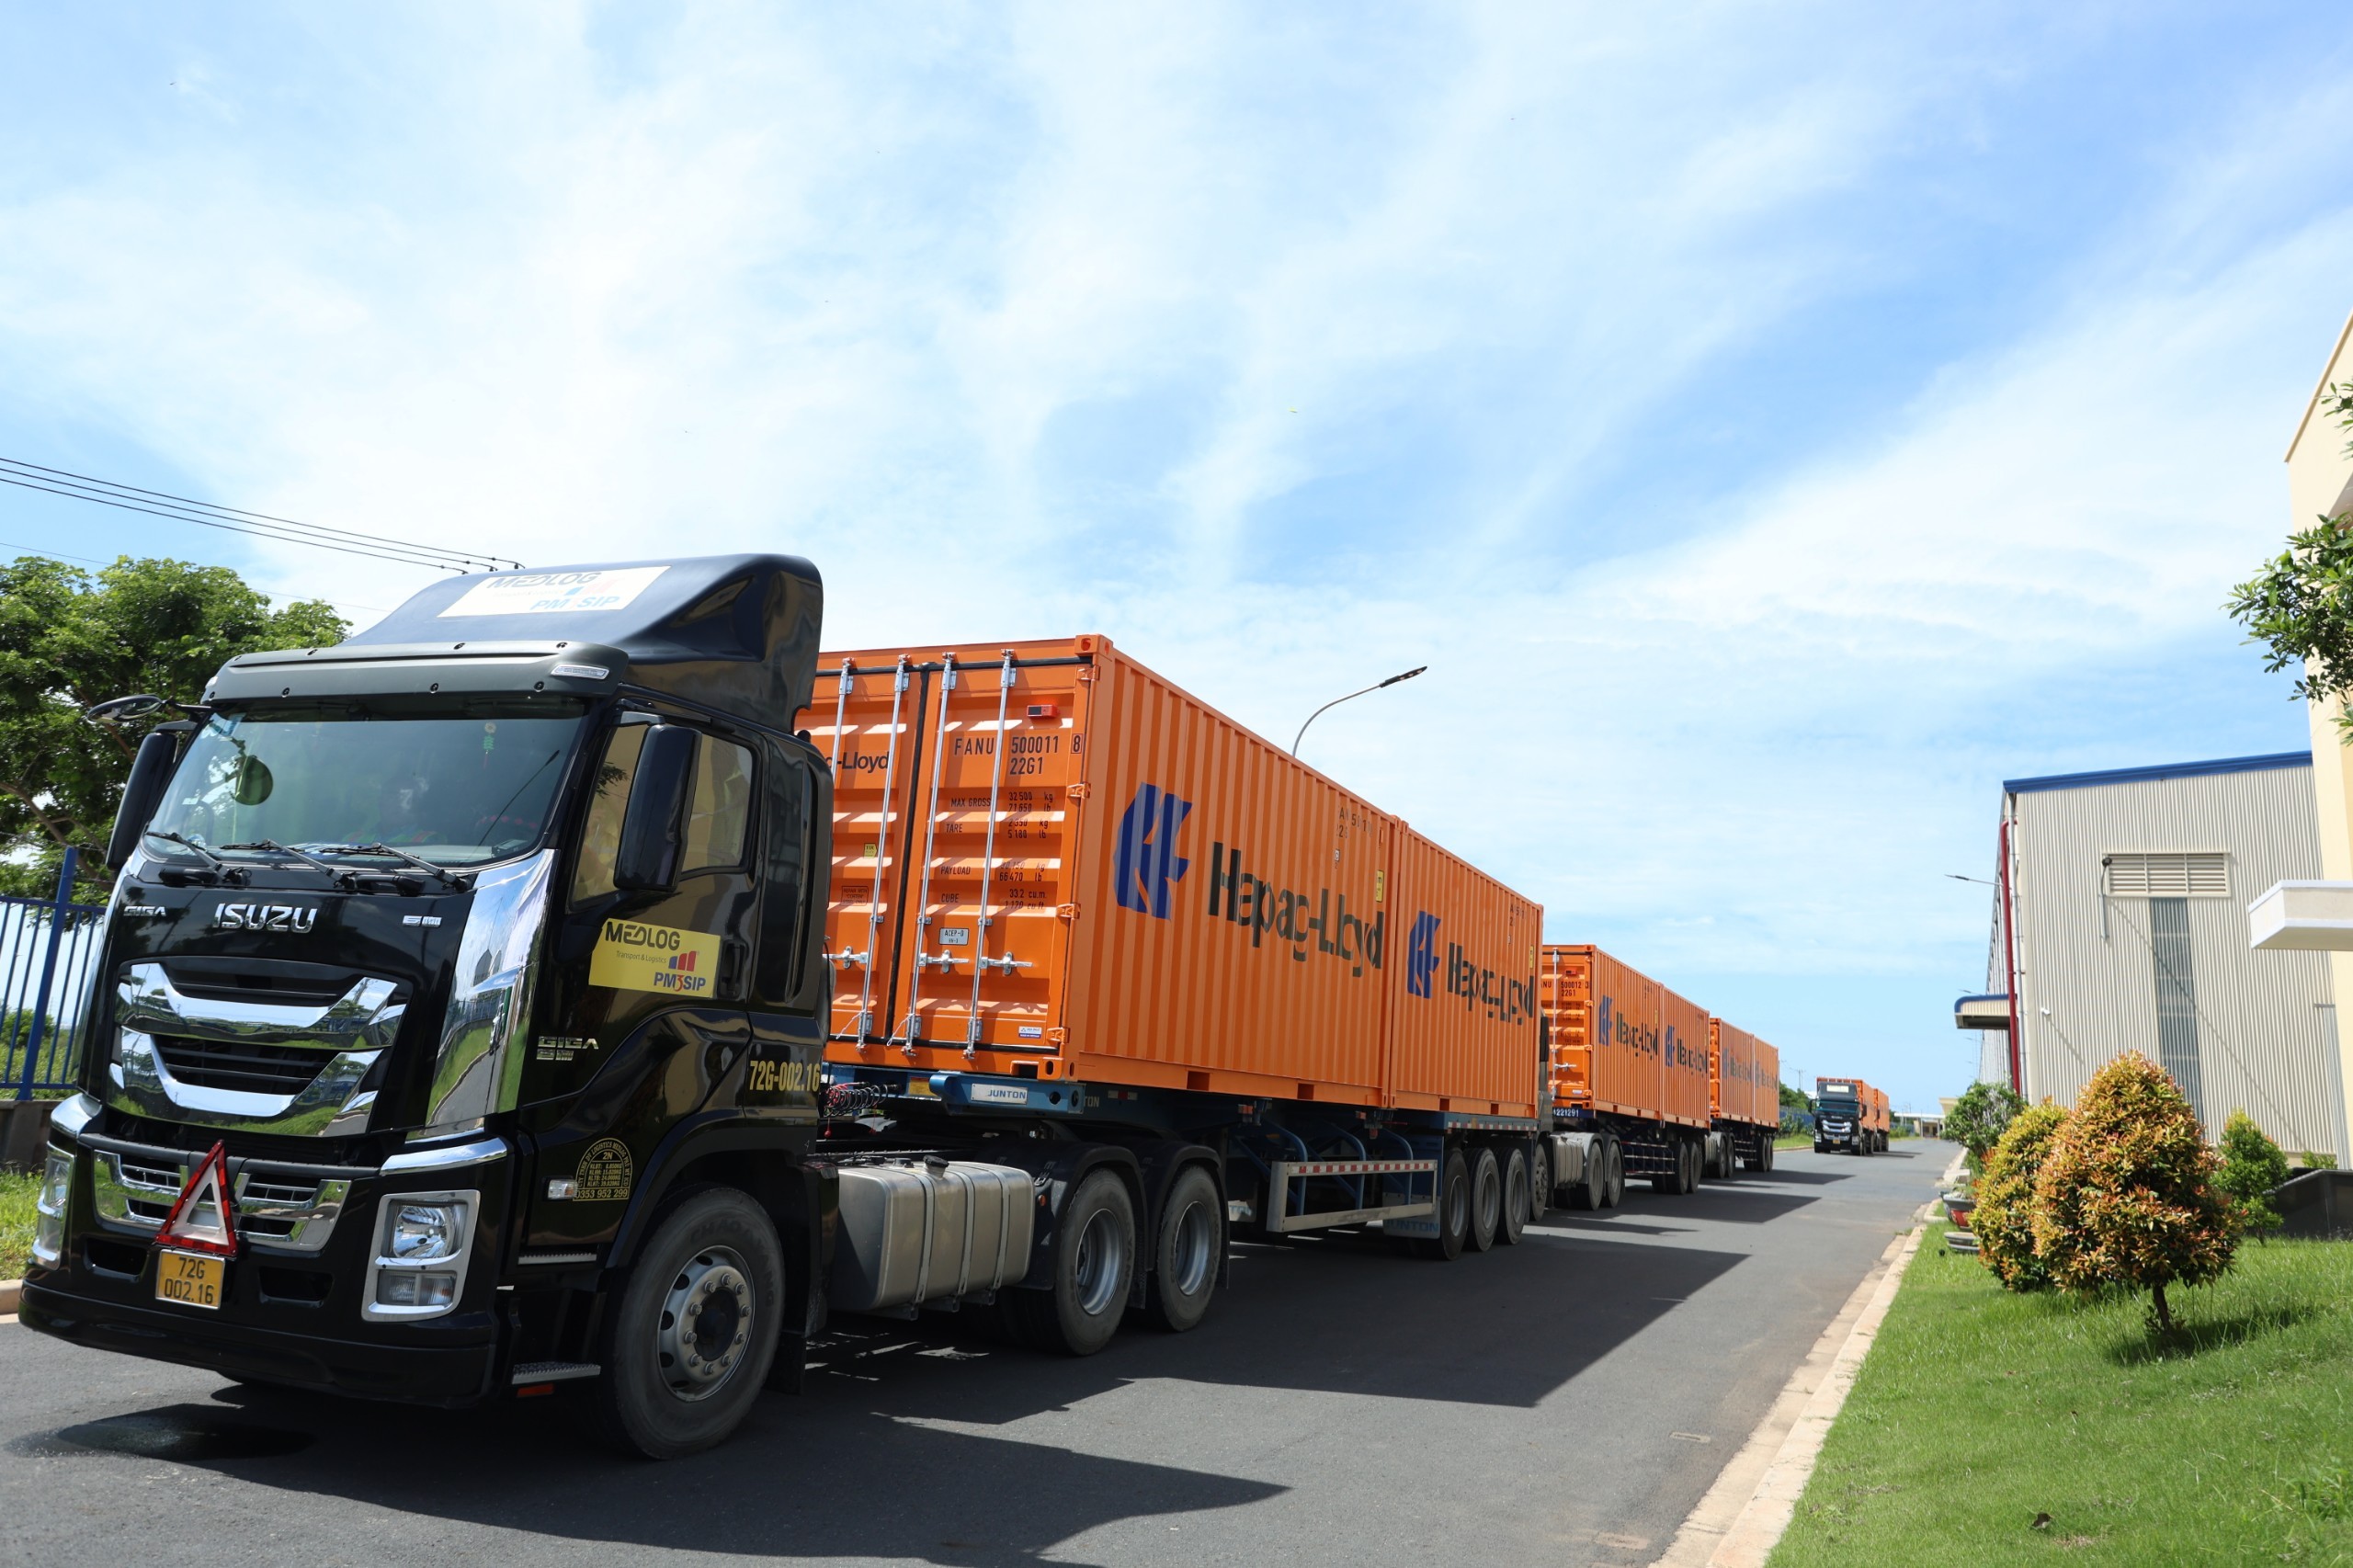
[4,850,108,1098]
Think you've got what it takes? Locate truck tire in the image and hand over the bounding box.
[1763,1137,1777,1172]
[1686,1138,1704,1192]
[1529,1142,1552,1217]
[1497,1147,1529,1245]
[1145,1165,1222,1333]
[1466,1147,1501,1253]
[593,1187,784,1460]
[1415,1147,1471,1261]
[1005,1169,1135,1356]
[1602,1140,1625,1209]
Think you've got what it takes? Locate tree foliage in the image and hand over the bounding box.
[2215,1109,2291,1236]
[0,556,344,895]
[2032,1052,2238,1332]
[1971,1102,2066,1292]
[2228,381,2353,733]
[1779,1082,1813,1112]
[1944,1079,2024,1161]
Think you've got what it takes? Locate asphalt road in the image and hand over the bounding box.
[0,1142,1951,1568]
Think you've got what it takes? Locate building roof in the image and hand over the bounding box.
[2004,751,2312,796]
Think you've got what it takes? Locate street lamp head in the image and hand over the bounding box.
[1378,666,1427,689]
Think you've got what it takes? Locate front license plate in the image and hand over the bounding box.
[154,1251,225,1311]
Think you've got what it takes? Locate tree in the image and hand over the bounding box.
[2228,381,2353,734]
[1945,1079,2025,1161]
[1779,1082,1812,1113]
[0,556,345,896]
[2032,1052,2238,1333]
[1971,1102,2066,1292]
[2215,1109,2291,1236]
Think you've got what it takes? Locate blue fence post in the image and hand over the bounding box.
[16,846,80,1101]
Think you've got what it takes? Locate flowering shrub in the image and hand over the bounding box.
[1945,1080,2025,1161]
[2032,1051,2237,1332]
[1972,1101,2067,1291]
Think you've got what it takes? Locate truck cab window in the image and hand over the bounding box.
[683,737,755,871]
[571,722,649,903]
[754,746,815,1006]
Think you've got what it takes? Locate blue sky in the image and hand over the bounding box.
[5,3,2352,1110]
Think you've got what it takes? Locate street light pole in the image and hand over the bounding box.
[1291,666,1427,758]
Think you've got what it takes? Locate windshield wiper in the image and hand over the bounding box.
[321,843,473,890]
[222,840,357,885]
[142,830,241,884]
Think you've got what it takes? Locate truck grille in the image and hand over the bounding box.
[152,1035,333,1095]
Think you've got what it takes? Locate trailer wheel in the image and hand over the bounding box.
[1497,1147,1529,1245]
[1415,1147,1471,1260]
[1465,1147,1501,1252]
[1763,1137,1777,1172]
[592,1187,784,1460]
[1602,1140,1625,1208]
[1005,1169,1135,1356]
[1145,1165,1222,1333]
[1529,1142,1552,1216]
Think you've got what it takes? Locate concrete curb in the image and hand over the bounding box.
[0,1278,19,1314]
[1651,1153,1961,1568]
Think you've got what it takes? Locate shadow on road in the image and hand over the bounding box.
[20,1228,1752,1565]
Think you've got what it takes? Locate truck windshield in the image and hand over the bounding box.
[1819,1098,1859,1115]
[146,697,588,869]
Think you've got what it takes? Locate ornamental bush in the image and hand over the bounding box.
[1945,1080,2025,1161]
[2033,1051,2237,1333]
[1972,1101,2067,1292]
[2215,1110,2290,1235]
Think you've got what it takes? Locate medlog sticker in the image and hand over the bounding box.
[574,1139,634,1201]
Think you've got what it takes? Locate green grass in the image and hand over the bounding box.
[1769,1233,2353,1565]
[0,1169,37,1282]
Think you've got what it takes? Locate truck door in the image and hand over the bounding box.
[523,714,761,1248]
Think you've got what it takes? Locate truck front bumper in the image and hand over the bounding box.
[17,1282,497,1405]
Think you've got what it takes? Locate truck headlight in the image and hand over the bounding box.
[363,1189,478,1322]
[390,1202,463,1262]
[32,1146,71,1267]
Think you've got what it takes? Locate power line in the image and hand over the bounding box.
[0,538,390,614]
[0,457,521,574]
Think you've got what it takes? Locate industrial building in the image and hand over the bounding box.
[1964,750,2348,1165]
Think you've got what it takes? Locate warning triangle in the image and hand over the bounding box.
[154,1141,239,1257]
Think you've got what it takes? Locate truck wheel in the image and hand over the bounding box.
[1415,1147,1471,1260]
[1686,1139,1704,1192]
[1566,1144,1598,1210]
[593,1187,784,1460]
[1466,1147,1501,1253]
[1005,1169,1135,1356]
[1764,1138,1777,1172]
[1145,1165,1222,1333]
[1497,1147,1529,1245]
[1603,1141,1625,1208]
[1529,1142,1552,1217]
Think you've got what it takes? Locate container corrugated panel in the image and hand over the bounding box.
[1659,983,1712,1128]
[813,635,1542,1110]
[1387,831,1543,1117]
[1542,946,1671,1122]
[1712,1012,1769,1125]
[1755,1038,1781,1126]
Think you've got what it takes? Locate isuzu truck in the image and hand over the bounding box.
[22,557,1553,1459]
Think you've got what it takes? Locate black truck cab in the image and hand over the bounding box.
[21,556,842,1456]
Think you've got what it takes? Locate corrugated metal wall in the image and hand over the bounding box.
[2008,760,2348,1162]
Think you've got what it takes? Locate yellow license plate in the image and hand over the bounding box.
[154,1251,225,1311]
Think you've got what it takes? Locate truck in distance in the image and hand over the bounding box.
[1812,1076,1889,1153]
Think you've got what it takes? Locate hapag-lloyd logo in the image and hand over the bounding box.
[1405,913,1441,997]
[1108,783,1385,977]
[1406,910,1534,1025]
[1592,993,1704,1070]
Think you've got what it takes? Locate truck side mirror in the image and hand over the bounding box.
[614,725,697,892]
[107,730,181,871]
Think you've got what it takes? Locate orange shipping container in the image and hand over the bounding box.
[1710,1019,1781,1128]
[813,637,1544,1117]
[1540,946,1709,1129]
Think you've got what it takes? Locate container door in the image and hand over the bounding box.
[813,655,922,1050]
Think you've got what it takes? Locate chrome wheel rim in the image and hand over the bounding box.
[1074,1208,1127,1317]
[1165,1198,1214,1298]
[656,1246,754,1403]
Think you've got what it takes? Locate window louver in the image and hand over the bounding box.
[2104,851,2229,899]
